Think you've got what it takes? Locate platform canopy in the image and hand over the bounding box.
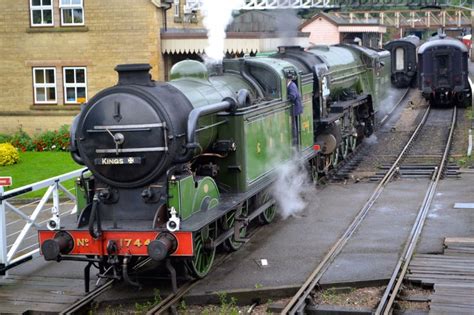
[161,11,310,55]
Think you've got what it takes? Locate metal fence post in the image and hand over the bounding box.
[51,180,60,229]
[0,186,8,276]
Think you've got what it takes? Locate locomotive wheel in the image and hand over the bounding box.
[221,204,248,251]
[341,138,349,159]
[257,190,276,224]
[186,222,217,278]
[349,135,357,152]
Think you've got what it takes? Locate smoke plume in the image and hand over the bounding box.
[271,154,315,220]
[273,10,302,47]
[200,0,244,63]
[364,134,378,145]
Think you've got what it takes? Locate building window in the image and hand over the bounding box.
[30,0,54,26]
[174,0,180,17]
[33,68,57,104]
[63,67,87,104]
[60,0,84,26]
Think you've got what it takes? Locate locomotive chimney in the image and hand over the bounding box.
[208,62,223,76]
[115,64,154,86]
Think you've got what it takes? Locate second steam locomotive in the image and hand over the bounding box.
[38,44,391,288]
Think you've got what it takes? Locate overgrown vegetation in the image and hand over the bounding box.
[134,289,162,314]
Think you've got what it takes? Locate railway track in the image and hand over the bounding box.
[58,257,154,314]
[145,280,198,314]
[282,105,457,314]
[59,279,115,314]
[375,106,457,314]
[143,222,267,314]
[371,107,460,180]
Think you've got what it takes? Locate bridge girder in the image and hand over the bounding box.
[184,0,472,11]
[336,10,473,28]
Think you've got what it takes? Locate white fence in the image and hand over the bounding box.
[0,168,87,274]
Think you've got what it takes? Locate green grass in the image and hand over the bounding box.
[0,152,83,198]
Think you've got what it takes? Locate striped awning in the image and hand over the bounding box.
[161,32,309,54]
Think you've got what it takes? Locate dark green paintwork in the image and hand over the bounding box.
[245,104,292,183]
[75,179,88,216]
[168,175,220,220]
[168,58,315,194]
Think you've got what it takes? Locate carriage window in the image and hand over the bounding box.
[395,48,404,71]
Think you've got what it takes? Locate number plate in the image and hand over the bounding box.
[94,157,142,165]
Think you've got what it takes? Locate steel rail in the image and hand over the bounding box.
[146,280,199,315]
[60,257,153,314]
[282,103,431,314]
[145,222,266,314]
[59,279,115,315]
[379,88,411,126]
[375,106,457,315]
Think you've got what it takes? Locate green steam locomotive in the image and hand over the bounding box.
[38,44,391,289]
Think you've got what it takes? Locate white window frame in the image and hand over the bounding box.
[60,0,85,26]
[63,67,88,104]
[174,0,180,17]
[30,0,54,27]
[33,67,57,104]
[395,48,405,71]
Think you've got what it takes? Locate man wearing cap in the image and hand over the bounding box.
[286,71,303,147]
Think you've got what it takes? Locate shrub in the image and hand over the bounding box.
[0,134,12,144]
[0,143,20,166]
[3,125,70,152]
[33,125,70,151]
[10,128,34,152]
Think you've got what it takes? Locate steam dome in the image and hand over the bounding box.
[170,60,209,81]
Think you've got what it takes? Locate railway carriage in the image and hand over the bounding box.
[38,44,390,289]
[418,35,472,107]
[384,35,420,88]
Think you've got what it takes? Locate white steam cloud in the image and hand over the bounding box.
[200,0,244,63]
[364,134,378,145]
[271,155,315,220]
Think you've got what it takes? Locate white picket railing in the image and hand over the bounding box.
[0,168,87,274]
